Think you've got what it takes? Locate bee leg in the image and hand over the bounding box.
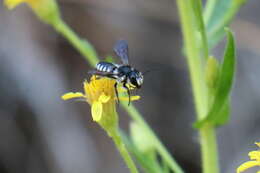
[123,83,131,106]
[114,82,120,104]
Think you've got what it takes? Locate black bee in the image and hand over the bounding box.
[90,40,143,105]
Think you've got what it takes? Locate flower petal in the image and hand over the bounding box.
[119,95,141,101]
[61,92,85,100]
[83,80,89,93]
[256,142,260,148]
[249,151,260,161]
[237,161,260,173]
[4,0,25,9]
[91,101,103,122]
[98,93,111,103]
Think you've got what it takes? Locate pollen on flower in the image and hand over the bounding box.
[237,142,260,173]
[84,76,116,104]
[61,75,140,122]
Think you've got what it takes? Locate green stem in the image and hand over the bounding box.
[162,156,170,173]
[176,0,208,117]
[176,0,219,173]
[123,104,184,173]
[191,0,209,59]
[53,19,99,66]
[120,129,163,173]
[110,129,139,173]
[200,124,219,173]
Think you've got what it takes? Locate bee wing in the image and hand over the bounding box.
[88,69,109,76]
[88,69,117,79]
[113,40,129,65]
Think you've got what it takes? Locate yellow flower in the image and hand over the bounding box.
[4,0,60,25]
[5,0,38,9]
[62,76,140,129]
[237,142,260,173]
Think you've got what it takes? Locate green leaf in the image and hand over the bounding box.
[204,0,231,31]
[130,121,156,153]
[120,130,163,173]
[214,100,230,125]
[194,28,236,128]
[204,0,247,48]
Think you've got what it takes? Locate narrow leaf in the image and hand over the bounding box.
[194,28,236,128]
[214,100,230,125]
[204,0,247,48]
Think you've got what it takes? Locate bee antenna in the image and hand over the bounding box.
[143,68,160,75]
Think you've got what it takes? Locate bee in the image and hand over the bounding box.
[89,40,143,105]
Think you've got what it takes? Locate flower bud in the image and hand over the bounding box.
[205,56,220,89]
[130,121,155,153]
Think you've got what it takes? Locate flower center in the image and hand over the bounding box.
[84,76,116,104]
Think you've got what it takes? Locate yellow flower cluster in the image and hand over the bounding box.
[237,142,260,173]
[62,76,140,123]
[4,0,60,24]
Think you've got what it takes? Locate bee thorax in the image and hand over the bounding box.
[117,75,126,83]
[113,68,119,74]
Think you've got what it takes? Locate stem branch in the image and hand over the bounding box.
[176,1,219,173]
[53,20,99,66]
[110,129,139,173]
[123,104,184,173]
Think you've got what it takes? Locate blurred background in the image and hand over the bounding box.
[0,0,259,172]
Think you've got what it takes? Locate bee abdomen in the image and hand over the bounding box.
[96,62,116,73]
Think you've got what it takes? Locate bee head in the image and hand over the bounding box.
[129,70,143,89]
